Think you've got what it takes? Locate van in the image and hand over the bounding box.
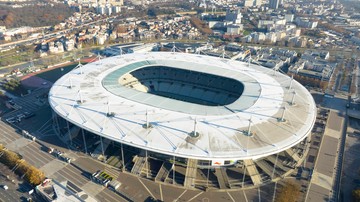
[3,185,8,190]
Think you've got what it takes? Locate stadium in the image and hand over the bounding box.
[49,52,316,189]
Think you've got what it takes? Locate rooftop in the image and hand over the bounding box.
[49,52,317,161]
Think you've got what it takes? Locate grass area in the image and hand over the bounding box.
[36,64,78,83]
[0,50,35,67]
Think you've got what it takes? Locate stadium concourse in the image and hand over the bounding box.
[49,52,316,190]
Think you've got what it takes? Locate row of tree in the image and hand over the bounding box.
[3,78,21,92]
[0,4,75,28]
[0,144,45,186]
[189,16,213,35]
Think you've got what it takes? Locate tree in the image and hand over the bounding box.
[25,166,45,186]
[353,189,360,202]
[0,150,20,168]
[3,78,21,92]
[276,181,301,202]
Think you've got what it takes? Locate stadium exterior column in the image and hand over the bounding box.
[100,136,105,161]
[272,181,277,202]
[53,112,60,135]
[66,121,72,146]
[146,150,149,178]
[121,143,125,172]
[271,153,279,179]
[242,163,247,187]
[206,160,210,188]
[82,128,88,154]
[173,155,175,185]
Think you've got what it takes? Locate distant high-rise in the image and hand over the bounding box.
[269,0,280,9]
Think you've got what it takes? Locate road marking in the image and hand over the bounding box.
[57,170,84,187]
[21,144,50,166]
[227,191,235,202]
[138,178,156,199]
[174,189,187,201]
[26,143,53,162]
[159,184,163,201]
[243,190,249,202]
[188,191,203,202]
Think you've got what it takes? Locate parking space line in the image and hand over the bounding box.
[21,145,50,166]
[0,133,14,143]
[26,143,53,162]
[137,178,156,199]
[0,124,19,141]
[99,189,123,202]
[57,170,85,187]
[62,166,89,184]
[60,166,89,184]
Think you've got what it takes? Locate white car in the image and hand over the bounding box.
[3,185,8,190]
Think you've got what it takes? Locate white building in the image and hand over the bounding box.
[285,14,294,23]
[295,17,318,28]
[244,0,254,7]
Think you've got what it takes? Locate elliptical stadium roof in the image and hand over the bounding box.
[49,52,316,161]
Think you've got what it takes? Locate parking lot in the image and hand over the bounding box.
[0,162,33,202]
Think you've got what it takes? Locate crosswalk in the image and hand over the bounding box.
[104,166,120,179]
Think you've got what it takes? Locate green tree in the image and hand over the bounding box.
[3,78,21,92]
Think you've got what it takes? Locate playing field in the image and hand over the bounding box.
[36,64,78,83]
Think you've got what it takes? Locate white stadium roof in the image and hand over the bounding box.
[49,52,317,161]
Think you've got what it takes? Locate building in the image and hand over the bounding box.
[225,9,242,24]
[226,24,244,35]
[244,0,254,7]
[285,14,294,23]
[254,0,262,7]
[49,52,316,190]
[269,0,280,9]
[295,17,318,29]
[36,179,97,202]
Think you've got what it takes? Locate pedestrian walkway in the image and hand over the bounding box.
[306,110,345,202]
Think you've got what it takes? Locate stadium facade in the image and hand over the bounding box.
[49,52,316,189]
